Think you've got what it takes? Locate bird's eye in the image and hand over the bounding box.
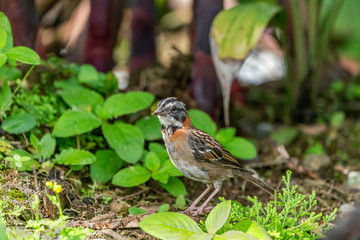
[172,106,177,111]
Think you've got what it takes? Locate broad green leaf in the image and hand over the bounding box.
[40,133,56,159]
[223,137,257,160]
[0,27,6,50]
[53,110,101,137]
[270,127,299,146]
[90,149,124,183]
[57,85,104,112]
[159,177,187,197]
[157,204,169,213]
[55,148,96,165]
[233,220,272,240]
[139,212,203,240]
[158,160,183,177]
[188,109,217,136]
[78,64,99,85]
[0,53,6,67]
[188,233,213,240]
[129,206,148,215]
[0,80,12,115]
[102,122,144,163]
[205,200,231,235]
[103,91,154,118]
[0,13,13,52]
[2,113,36,134]
[135,115,162,140]
[149,142,166,153]
[145,152,161,172]
[213,230,257,240]
[212,2,284,59]
[215,128,236,144]
[112,165,151,187]
[6,46,41,65]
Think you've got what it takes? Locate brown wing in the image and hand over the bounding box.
[188,127,242,168]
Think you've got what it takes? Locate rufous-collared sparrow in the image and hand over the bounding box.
[153,97,274,215]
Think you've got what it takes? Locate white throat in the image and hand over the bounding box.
[157,115,183,128]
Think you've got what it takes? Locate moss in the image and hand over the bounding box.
[1,188,27,202]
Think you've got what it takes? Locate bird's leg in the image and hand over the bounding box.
[193,182,222,216]
[182,185,213,214]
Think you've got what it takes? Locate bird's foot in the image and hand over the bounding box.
[181,206,214,216]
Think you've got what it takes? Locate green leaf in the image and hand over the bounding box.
[330,111,345,128]
[233,220,272,240]
[157,204,169,213]
[159,177,187,197]
[6,46,41,65]
[158,160,183,177]
[205,200,231,235]
[30,133,41,153]
[2,113,36,134]
[135,115,162,140]
[174,195,186,209]
[129,206,148,215]
[213,230,257,240]
[145,151,161,172]
[0,13,13,52]
[54,148,96,165]
[0,66,21,81]
[102,122,144,163]
[78,64,99,85]
[188,109,217,136]
[149,142,166,153]
[53,110,101,137]
[40,133,56,159]
[112,165,151,187]
[0,80,12,116]
[103,91,154,118]
[270,127,299,146]
[223,137,257,160]
[212,2,284,59]
[90,149,124,183]
[215,128,236,144]
[8,150,39,171]
[0,27,6,50]
[139,212,203,240]
[0,53,6,67]
[57,85,104,112]
[188,233,213,240]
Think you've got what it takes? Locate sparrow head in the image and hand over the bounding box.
[152,97,187,127]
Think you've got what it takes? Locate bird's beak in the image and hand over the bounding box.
[152,108,162,115]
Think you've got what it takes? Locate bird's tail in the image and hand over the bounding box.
[234,169,275,196]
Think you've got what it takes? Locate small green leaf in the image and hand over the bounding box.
[158,160,183,177]
[112,165,151,187]
[233,220,272,240]
[40,133,56,159]
[103,91,154,118]
[102,122,144,163]
[2,113,36,134]
[215,128,236,144]
[0,80,12,116]
[90,149,124,183]
[213,230,257,240]
[57,85,104,112]
[6,46,41,65]
[159,177,188,197]
[330,111,345,128]
[270,127,299,146]
[157,204,169,213]
[149,142,166,153]
[205,200,232,235]
[30,133,41,153]
[145,152,161,172]
[0,27,6,50]
[223,137,257,160]
[129,206,148,215]
[188,109,217,136]
[0,13,13,52]
[53,110,101,137]
[135,115,162,140]
[55,148,96,165]
[78,64,99,85]
[0,53,6,67]
[174,195,187,209]
[139,212,203,240]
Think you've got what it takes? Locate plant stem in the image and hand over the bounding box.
[76,135,81,149]
[56,193,63,218]
[308,0,318,66]
[0,65,36,119]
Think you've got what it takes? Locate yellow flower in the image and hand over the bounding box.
[45,181,53,188]
[53,184,62,194]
